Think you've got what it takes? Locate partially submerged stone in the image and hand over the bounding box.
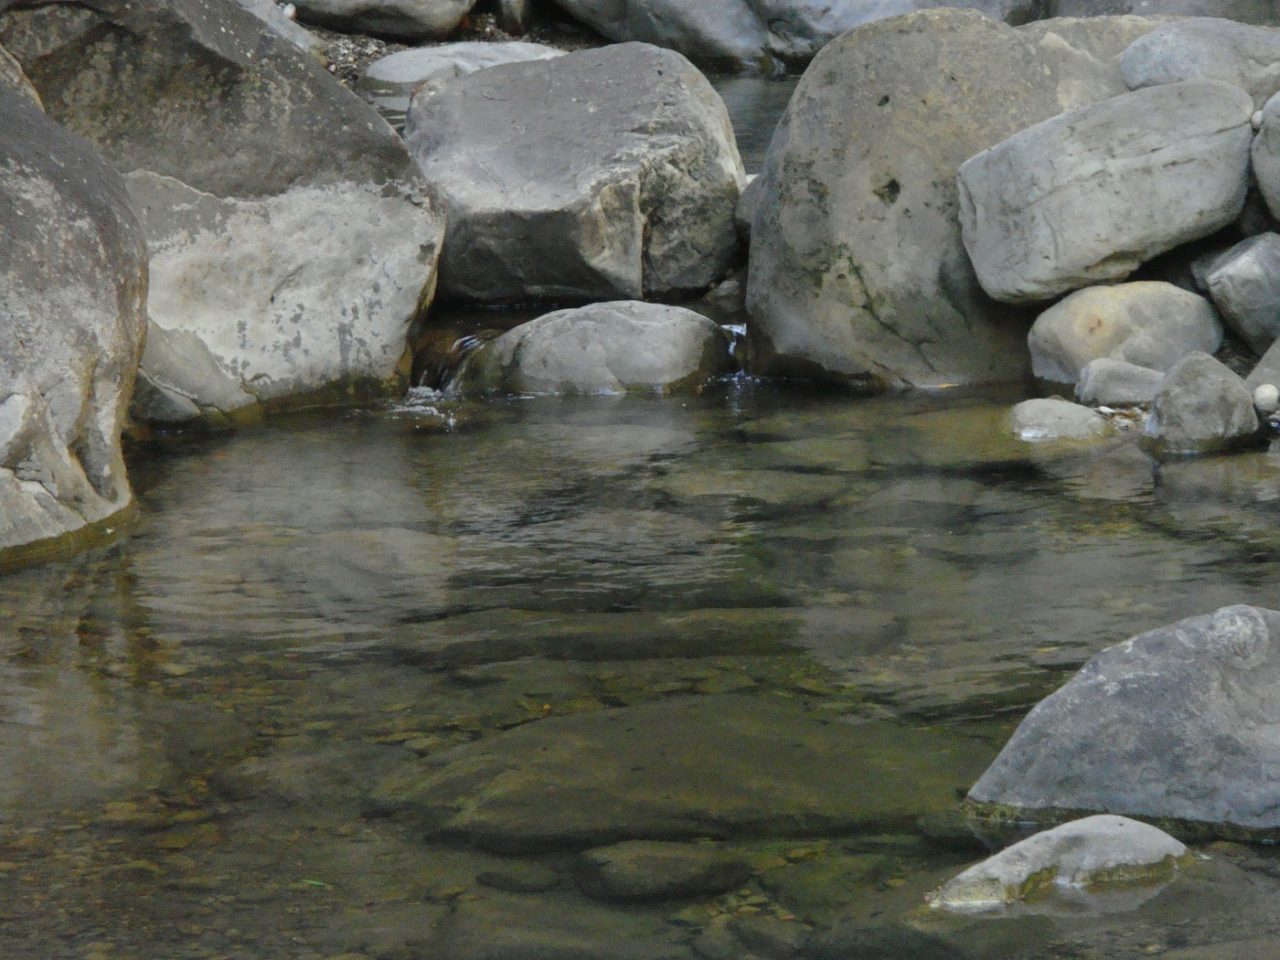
[450,302,732,397]
[407,43,744,304]
[1143,352,1262,457]
[0,90,146,560]
[1076,359,1164,406]
[959,81,1254,303]
[1121,17,1280,109]
[1204,232,1280,354]
[929,816,1187,911]
[1,0,444,424]
[1010,399,1113,442]
[968,605,1280,837]
[1027,282,1222,384]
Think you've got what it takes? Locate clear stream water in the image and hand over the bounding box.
[8,80,1280,960]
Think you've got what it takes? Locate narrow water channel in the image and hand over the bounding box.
[5,385,1280,958]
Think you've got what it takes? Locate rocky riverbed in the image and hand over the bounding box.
[11,0,1280,958]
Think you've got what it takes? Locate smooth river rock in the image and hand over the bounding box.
[0,0,445,423]
[746,10,1166,390]
[1204,232,1280,354]
[969,605,1280,835]
[959,80,1254,303]
[1027,282,1223,383]
[1144,352,1262,457]
[369,694,991,852]
[357,41,562,107]
[576,841,754,902]
[0,90,147,558]
[1010,399,1112,441]
[451,302,731,397]
[407,43,744,304]
[550,0,1046,72]
[930,816,1187,910]
[1121,18,1280,109]
[292,0,475,39]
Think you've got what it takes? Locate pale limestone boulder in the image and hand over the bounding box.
[959,80,1254,303]
[407,43,745,304]
[451,302,731,397]
[930,816,1186,911]
[0,91,147,559]
[746,10,1168,390]
[1121,17,1280,108]
[1204,232,1280,353]
[1028,282,1223,384]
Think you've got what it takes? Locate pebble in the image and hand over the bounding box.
[1254,383,1280,415]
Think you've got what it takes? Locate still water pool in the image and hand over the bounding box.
[4,384,1280,958]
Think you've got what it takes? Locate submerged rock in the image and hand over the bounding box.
[0,0,444,424]
[370,694,991,852]
[929,816,1187,911]
[1204,232,1280,354]
[959,80,1254,303]
[0,90,146,559]
[576,841,753,902]
[1010,399,1113,441]
[968,605,1280,837]
[746,10,1165,390]
[1121,17,1280,109]
[407,43,744,304]
[1143,352,1262,457]
[450,302,732,397]
[1027,282,1223,384]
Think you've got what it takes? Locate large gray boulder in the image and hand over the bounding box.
[550,0,1046,72]
[1121,18,1280,109]
[1204,233,1280,354]
[292,0,475,39]
[929,816,1187,910]
[1143,352,1262,456]
[1027,282,1223,384]
[959,80,1254,304]
[746,10,1167,390]
[407,43,744,304]
[1076,358,1165,405]
[451,302,731,397]
[0,91,147,559]
[0,0,445,424]
[968,605,1280,836]
[1248,90,1280,223]
[1051,0,1279,19]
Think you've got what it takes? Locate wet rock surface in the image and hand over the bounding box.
[406,43,744,304]
[576,841,754,902]
[1144,352,1262,457]
[1010,399,1113,442]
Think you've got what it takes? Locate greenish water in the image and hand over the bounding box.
[4,384,1280,958]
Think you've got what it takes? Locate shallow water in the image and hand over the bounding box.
[6,385,1280,958]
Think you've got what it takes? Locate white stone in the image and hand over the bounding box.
[1254,382,1280,413]
[929,816,1187,911]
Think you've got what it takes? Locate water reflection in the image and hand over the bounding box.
[3,388,1280,956]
